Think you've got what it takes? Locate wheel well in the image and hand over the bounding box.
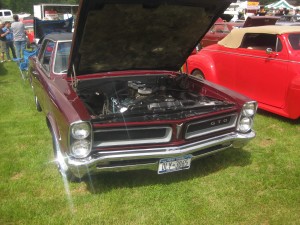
[191,69,205,79]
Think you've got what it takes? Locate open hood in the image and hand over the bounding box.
[69,0,233,76]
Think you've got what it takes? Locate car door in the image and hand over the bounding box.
[233,33,289,109]
[32,39,55,111]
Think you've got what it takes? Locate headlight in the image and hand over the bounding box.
[238,117,253,133]
[242,102,257,117]
[71,122,91,140]
[71,140,91,158]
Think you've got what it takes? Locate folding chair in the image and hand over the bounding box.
[14,48,39,80]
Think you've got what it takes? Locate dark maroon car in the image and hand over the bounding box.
[29,0,257,181]
[201,16,279,48]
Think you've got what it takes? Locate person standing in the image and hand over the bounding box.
[2,21,16,61]
[11,14,26,59]
[0,21,9,63]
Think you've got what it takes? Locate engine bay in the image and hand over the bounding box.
[77,74,234,121]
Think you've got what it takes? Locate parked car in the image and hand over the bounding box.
[0,9,13,23]
[201,16,279,48]
[21,17,34,46]
[29,0,257,181]
[33,17,73,44]
[187,25,300,119]
[276,15,300,26]
[200,18,232,48]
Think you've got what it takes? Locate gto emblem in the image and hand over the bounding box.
[210,118,228,126]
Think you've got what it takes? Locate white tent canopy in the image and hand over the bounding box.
[266,0,295,9]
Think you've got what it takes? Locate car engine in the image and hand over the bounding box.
[77,74,232,120]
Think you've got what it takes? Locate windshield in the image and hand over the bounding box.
[288,34,300,50]
[54,41,71,74]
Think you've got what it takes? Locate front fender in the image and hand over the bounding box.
[285,75,300,119]
[44,80,87,155]
[186,53,217,82]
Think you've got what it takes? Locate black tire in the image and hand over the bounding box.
[51,129,80,182]
[35,96,42,112]
[192,69,205,79]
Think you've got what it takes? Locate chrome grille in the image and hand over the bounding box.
[185,113,238,139]
[93,126,172,147]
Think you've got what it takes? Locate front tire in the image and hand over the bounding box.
[192,69,205,79]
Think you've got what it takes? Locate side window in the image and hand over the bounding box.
[39,40,55,74]
[0,12,3,17]
[288,34,300,50]
[211,24,226,33]
[223,25,230,34]
[276,38,283,52]
[240,33,280,52]
[54,42,71,74]
[4,11,11,16]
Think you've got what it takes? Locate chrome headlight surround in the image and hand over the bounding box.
[242,102,257,117]
[69,121,92,158]
[237,101,257,133]
[71,139,92,158]
[71,122,91,139]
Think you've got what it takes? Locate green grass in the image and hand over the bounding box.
[0,61,300,225]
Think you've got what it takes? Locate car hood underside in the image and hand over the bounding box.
[69,0,233,76]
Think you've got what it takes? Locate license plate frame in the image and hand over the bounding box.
[158,155,192,174]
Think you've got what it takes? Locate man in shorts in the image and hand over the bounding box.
[0,21,9,63]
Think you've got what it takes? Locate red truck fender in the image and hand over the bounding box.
[186,53,217,82]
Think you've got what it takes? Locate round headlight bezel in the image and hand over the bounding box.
[238,117,253,133]
[242,102,257,117]
[71,122,91,140]
[71,139,91,158]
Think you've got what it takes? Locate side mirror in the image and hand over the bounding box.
[266,48,273,54]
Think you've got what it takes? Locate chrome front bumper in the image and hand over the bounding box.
[67,131,255,178]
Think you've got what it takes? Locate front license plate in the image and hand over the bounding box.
[158,155,192,174]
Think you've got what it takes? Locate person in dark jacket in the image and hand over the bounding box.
[2,21,16,61]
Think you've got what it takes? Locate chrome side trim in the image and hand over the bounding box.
[205,49,300,64]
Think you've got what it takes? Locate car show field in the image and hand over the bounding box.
[1,0,300,224]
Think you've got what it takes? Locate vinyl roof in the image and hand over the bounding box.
[218,25,300,48]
